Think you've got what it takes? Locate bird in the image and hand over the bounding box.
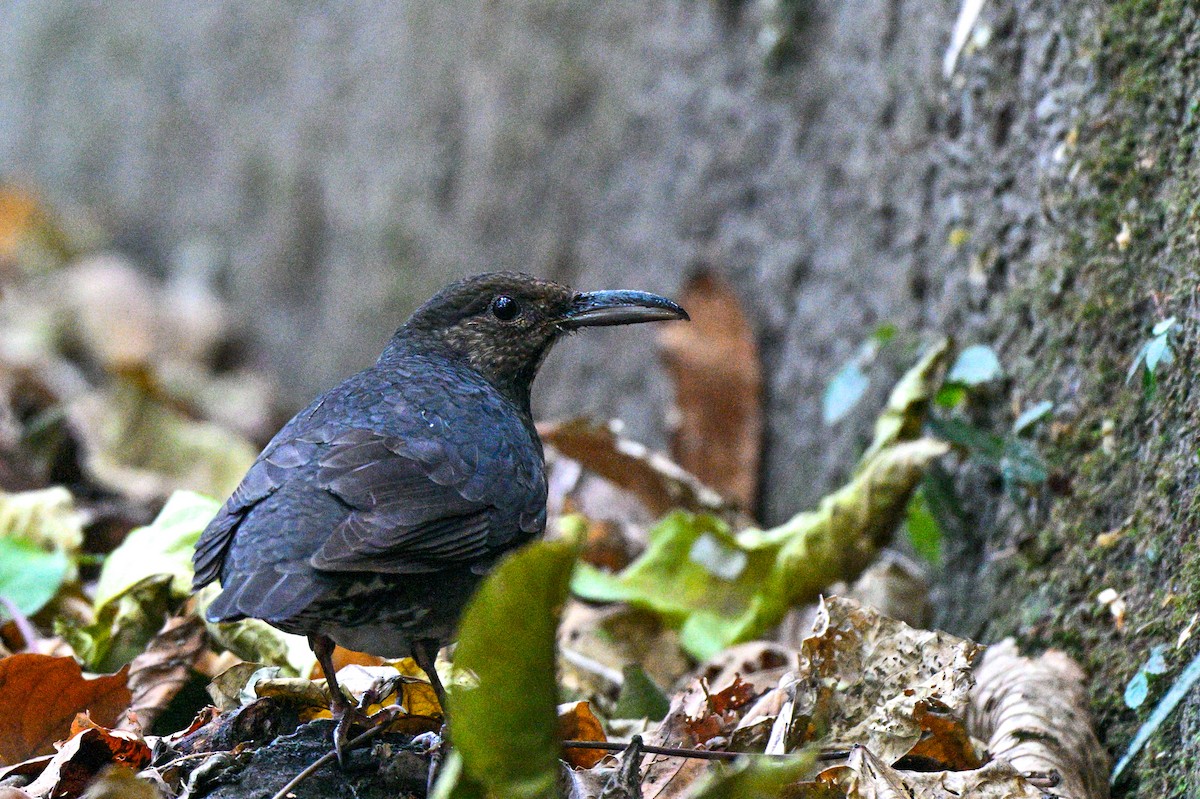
[192,271,688,760]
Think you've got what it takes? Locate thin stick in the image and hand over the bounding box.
[268,722,390,799]
[0,597,39,652]
[562,740,850,763]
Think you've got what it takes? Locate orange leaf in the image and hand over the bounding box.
[659,271,763,511]
[21,723,150,799]
[557,701,607,769]
[0,655,131,765]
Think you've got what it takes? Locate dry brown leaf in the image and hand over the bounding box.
[827,745,1042,799]
[557,701,607,769]
[658,271,763,511]
[0,655,131,765]
[787,597,980,766]
[969,639,1109,799]
[23,716,150,799]
[538,418,748,526]
[118,616,206,733]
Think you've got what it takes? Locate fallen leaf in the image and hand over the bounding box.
[687,752,815,799]
[0,655,131,765]
[93,491,219,608]
[69,380,256,504]
[23,717,150,799]
[57,576,174,674]
[970,639,1109,799]
[119,615,206,733]
[557,701,607,768]
[658,271,763,511]
[786,597,981,766]
[829,746,1041,799]
[80,765,159,799]
[539,418,747,525]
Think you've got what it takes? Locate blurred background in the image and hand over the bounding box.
[0,1,1023,522]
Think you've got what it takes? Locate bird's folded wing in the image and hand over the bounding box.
[308,428,505,573]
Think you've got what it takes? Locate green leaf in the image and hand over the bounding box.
[95,490,220,608]
[0,536,70,617]
[904,488,942,566]
[1152,316,1178,337]
[1013,400,1054,434]
[1144,332,1172,373]
[58,575,173,672]
[822,360,870,425]
[945,344,1003,386]
[1124,669,1150,709]
[611,664,670,721]
[687,753,816,799]
[928,416,1005,460]
[451,539,580,799]
[573,346,951,661]
[935,384,968,409]
[1145,645,1169,675]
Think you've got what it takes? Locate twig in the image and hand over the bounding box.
[0,597,39,652]
[267,723,390,799]
[562,740,849,763]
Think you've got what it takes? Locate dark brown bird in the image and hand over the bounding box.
[192,271,687,758]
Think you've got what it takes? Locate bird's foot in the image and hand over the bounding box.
[330,703,404,768]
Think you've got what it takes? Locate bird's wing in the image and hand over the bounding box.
[308,426,544,574]
[191,436,310,589]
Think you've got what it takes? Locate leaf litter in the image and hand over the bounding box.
[0,188,1110,799]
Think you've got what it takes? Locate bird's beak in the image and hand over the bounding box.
[558,290,690,330]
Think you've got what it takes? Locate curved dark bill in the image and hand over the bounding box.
[559,290,690,329]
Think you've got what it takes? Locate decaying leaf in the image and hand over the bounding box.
[573,438,947,661]
[825,745,1042,799]
[22,715,151,799]
[786,597,981,766]
[58,576,175,674]
[119,615,207,733]
[969,639,1109,799]
[0,487,86,553]
[572,345,950,660]
[69,380,256,503]
[540,418,747,526]
[557,701,608,768]
[687,752,816,799]
[658,271,763,511]
[0,655,131,765]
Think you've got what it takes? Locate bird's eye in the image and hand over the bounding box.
[491,295,520,321]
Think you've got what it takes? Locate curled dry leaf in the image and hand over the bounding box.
[968,638,1109,799]
[68,379,256,504]
[0,654,131,765]
[539,418,748,526]
[557,701,608,769]
[658,271,763,512]
[786,597,981,766]
[22,715,150,799]
[826,745,1042,799]
[117,615,206,733]
[639,675,761,799]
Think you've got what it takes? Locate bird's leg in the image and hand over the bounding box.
[310,633,370,766]
[411,639,448,714]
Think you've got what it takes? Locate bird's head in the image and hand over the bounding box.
[391,271,688,408]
